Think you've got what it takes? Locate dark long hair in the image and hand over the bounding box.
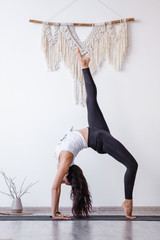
[67,165,92,218]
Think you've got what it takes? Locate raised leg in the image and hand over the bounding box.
[83,68,110,132]
[75,47,110,132]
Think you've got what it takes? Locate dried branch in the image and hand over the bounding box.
[0,190,13,198]
[19,181,39,198]
[10,177,18,198]
[18,177,27,197]
[0,170,39,199]
[0,171,15,198]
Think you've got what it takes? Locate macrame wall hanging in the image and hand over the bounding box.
[29,1,134,106]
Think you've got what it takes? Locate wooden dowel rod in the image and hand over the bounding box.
[29,18,134,26]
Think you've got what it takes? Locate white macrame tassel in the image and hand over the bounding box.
[106,20,128,70]
[41,21,128,106]
[41,23,60,71]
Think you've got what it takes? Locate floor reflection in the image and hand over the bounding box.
[71,220,92,240]
[50,220,133,240]
[51,220,92,240]
[0,217,160,240]
[122,221,133,240]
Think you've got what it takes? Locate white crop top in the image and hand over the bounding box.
[55,127,88,166]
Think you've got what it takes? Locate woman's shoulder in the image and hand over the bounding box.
[59,150,74,162]
[58,151,74,169]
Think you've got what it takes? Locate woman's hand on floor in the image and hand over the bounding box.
[52,213,72,220]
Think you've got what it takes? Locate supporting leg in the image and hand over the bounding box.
[100,132,138,199]
[99,131,138,219]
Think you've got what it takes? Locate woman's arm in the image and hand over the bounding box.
[51,152,73,219]
[55,186,61,213]
[51,185,61,216]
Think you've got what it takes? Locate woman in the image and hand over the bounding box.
[52,48,138,220]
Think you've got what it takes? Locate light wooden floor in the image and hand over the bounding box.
[0,207,160,240]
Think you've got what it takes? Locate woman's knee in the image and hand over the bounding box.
[129,159,138,173]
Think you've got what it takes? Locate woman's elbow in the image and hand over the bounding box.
[51,184,60,192]
[51,186,57,192]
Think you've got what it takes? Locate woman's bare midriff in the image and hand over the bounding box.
[77,128,88,145]
[58,128,88,165]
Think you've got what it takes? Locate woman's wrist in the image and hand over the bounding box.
[56,211,61,214]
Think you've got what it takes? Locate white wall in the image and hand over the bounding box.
[0,0,160,208]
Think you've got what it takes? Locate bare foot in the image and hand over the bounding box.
[75,47,90,69]
[122,200,136,220]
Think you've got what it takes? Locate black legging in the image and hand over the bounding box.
[82,68,138,200]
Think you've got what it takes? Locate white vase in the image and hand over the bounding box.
[11,198,23,213]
